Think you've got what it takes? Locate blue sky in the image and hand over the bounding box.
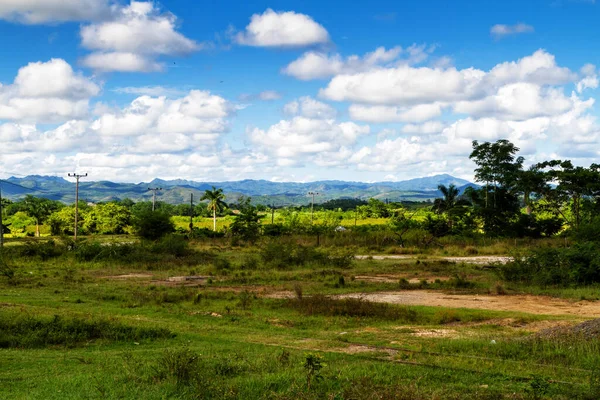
[0,0,599,183]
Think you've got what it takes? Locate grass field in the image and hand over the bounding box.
[2,237,600,399]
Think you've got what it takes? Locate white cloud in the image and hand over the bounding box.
[112,86,188,97]
[401,121,446,134]
[491,23,534,38]
[320,50,577,106]
[453,83,575,120]
[82,52,163,73]
[235,9,329,47]
[0,120,96,154]
[349,103,443,123]
[91,91,231,145]
[283,97,337,119]
[0,59,100,123]
[0,0,111,24]
[282,45,434,80]
[258,90,282,100]
[249,117,369,162]
[80,1,200,72]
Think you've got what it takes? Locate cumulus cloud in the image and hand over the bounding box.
[91,90,232,146]
[80,1,200,72]
[320,50,577,107]
[283,97,337,119]
[491,23,534,39]
[0,58,100,123]
[235,9,329,47]
[282,45,435,80]
[0,0,111,24]
[249,117,369,163]
[0,120,97,154]
[349,103,443,123]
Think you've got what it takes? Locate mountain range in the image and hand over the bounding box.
[0,174,476,206]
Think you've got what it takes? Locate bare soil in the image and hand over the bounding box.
[338,291,600,317]
[355,255,512,264]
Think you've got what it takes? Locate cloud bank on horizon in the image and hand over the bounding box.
[0,0,599,183]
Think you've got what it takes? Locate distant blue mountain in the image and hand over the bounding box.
[0,174,476,205]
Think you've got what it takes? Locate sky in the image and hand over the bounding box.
[0,0,599,184]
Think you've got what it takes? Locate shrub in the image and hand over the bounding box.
[0,313,172,348]
[500,243,600,287]
[155,348,199,386]
[18,240,65,260]
[131,209,175,240]
[150,234,189,257]
[288,294,418,321]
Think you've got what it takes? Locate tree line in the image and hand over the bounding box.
[2,139,599,241]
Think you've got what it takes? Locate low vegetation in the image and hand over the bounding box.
[2,140,600,398]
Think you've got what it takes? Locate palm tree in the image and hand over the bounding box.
[434,184,459,214]
[200,187,227,231]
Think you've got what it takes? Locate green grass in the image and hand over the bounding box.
[2,237,600,399]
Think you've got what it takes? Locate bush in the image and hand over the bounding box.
[288,294,418,321]
[18,240,65,260]
[500,243,600,286]
[150,234,189,257]
[132,209,175,240]
[0,313,173,348]
[189,227,225,239]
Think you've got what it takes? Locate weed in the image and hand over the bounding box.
[435,309,461,324]
[155,347,198,386]
[293,283,303,300]
[303,353,325,389]
[288,295,418,321]
[237,290,253,310]
[277,349,291,366]
[0,313,173,348]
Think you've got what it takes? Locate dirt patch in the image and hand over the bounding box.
[336,291,600,317]
[354,275,451,284]
[104,273,153,279]
[356,255,511,264]
[166,275,209,283]
[537,318,600,340]
[411,328,459,338]
[343,344,397,357]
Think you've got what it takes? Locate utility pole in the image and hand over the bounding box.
[0,183,4,248]
[189,193,194,230]
[148,187,163,211]
[271,203,275,224]
[308,191,319,223]
[68,173,87,241]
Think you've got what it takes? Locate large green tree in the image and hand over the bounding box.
[200,187,227,231]
[230,196,262,243]
[470,140,523,209]
[23,195,61,237]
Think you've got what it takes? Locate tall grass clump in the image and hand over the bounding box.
[0,313,173,348]
[287,294,418,322]
[260,241,353,269]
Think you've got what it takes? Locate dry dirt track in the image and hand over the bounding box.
[338,291,600,318]
[355,255,512,264]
